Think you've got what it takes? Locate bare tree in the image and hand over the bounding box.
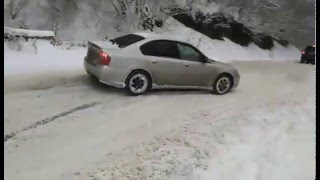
[47,0,60,35]
[9,0,29,20]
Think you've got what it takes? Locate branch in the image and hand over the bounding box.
[9,0,15,19]
[12,0,29,19]
[257,0,281,9]
[110,0,120,16]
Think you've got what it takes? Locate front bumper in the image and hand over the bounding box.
[232,71,240,89]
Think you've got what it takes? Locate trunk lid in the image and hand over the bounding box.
[85,41,120,65]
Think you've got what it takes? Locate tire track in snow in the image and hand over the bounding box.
[4,102,100,142]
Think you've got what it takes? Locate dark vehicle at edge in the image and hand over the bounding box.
[300,45,315,65]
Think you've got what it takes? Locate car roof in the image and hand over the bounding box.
[132,32,162,38]
[132,32,189,44]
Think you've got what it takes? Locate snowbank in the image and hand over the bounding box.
[4,40,85,77]
[4,27,55,39]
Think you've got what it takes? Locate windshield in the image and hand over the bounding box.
[110,34,145,48]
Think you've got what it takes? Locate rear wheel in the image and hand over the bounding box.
[125,71,150,96]
[212,74,233,95]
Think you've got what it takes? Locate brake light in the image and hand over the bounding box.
[99,51,111,65]
[302,51,305,54]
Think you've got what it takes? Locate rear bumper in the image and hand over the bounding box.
[300,55,315,64]
[300,59,315,64]
[84,57,128,88]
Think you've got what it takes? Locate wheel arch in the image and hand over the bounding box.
[213,72,234,88]
[125,69,153,89]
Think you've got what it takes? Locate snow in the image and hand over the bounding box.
[194,97,315,180]
[156,17,301,62]
[3,0,315,49]
[4,21,315,180]
[192,2,222,15]
[4,40,84,77]
[4,27,55,38]
[4,18,301,79]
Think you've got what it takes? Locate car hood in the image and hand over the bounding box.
[210,60,235,68]
[208,60,239,76]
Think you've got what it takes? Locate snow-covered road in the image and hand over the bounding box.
[4,58,315,180]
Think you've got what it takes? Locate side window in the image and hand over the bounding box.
[140,41,179,59]
[140,41,157,56]
[177,43,203,62]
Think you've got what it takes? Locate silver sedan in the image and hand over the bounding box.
[84,33,240,95]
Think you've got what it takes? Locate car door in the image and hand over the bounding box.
[140,40,188,86]
[176,43,214,86]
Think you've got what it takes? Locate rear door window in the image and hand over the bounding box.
[110,34,145,48]
[140,40,179,59]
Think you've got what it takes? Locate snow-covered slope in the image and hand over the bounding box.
[156,18,301,61]
[4,0,314,48]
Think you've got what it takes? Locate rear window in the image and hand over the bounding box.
[110,34,145,48]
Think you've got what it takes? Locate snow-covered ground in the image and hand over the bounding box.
[4,29,315,180]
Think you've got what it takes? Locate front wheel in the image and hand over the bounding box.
[125,71,150,96]
[212,75,233,95]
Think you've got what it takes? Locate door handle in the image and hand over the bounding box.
[184,64,190,67]
[151,61,158,64]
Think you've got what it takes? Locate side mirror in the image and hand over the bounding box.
[201,56,209,63]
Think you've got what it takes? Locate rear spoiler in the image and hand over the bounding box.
[88,41,102,49]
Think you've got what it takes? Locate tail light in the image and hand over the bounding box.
[302,51,305,54]
[99,51,111,65]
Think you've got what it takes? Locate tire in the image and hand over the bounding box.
[211,74,233,95]
[125,71,151,96]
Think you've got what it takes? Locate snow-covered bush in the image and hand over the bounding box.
[171,9,282,50]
